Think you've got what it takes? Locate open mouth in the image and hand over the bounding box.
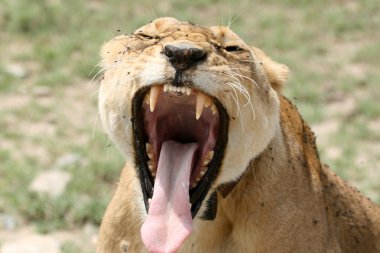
[132,84,229,218]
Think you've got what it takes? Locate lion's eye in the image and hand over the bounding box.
[136,33,154,40]
[225,45,243,52]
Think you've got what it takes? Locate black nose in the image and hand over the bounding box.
[164,45,206,70]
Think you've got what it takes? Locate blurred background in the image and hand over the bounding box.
[0,0,379,252]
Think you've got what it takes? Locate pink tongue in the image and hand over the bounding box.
[141,140,198,253]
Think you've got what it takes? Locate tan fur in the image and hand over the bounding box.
[97,18,380,253]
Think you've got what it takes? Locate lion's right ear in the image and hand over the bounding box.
[251,47,289,92]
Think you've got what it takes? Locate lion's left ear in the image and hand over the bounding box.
[251,47,289,92]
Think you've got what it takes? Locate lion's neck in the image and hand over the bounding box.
[220,124,321,222]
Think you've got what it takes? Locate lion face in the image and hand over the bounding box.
[99,17,287,251]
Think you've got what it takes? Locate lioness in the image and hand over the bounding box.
[96,17,380,253]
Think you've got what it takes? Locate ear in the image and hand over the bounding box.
[251,47,289,92]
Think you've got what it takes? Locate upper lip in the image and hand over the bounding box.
[132,83,229,218]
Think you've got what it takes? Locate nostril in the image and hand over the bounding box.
[189,48,205,61]
[164,45,176,59]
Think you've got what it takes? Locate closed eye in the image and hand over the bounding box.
[225,45,243,52]
[136,32,155,40]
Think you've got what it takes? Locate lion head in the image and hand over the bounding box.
[99,17,288,252]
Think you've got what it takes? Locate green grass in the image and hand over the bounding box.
[0,0,379,242]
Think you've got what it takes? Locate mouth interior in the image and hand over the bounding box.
[143,87,219,187]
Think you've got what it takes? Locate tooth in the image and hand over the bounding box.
[191,182,196,188]
[144,91,150,104]
[195,176,201,183]
[202,159,210,166]
[185,88,191,96]
[148,160,155,171]
[196,93,206,120]
[149,86,160,112]
[206,150,214,160]
[146,143,153,159]
[205,96,212,108]
[148,198,152,205]
[200,168,207,177]
[202,158,211,166]
[164,84,169,92]
[211,104,217,115]
[181,87,186,93]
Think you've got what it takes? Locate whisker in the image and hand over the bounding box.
[90,88,99,98]
[230,71,260,90]
[218,71,256,121]
[92,113,99,140]
[241,59,262,64]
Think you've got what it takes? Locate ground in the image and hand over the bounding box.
[0,0,379,252]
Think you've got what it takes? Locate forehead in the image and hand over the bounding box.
[136,17,243,43]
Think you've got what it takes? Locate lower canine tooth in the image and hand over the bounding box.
[196,93,206,120]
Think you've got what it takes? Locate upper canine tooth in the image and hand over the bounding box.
[185,88,191,96]
[150,86,160,112]
[196,93,206,120]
